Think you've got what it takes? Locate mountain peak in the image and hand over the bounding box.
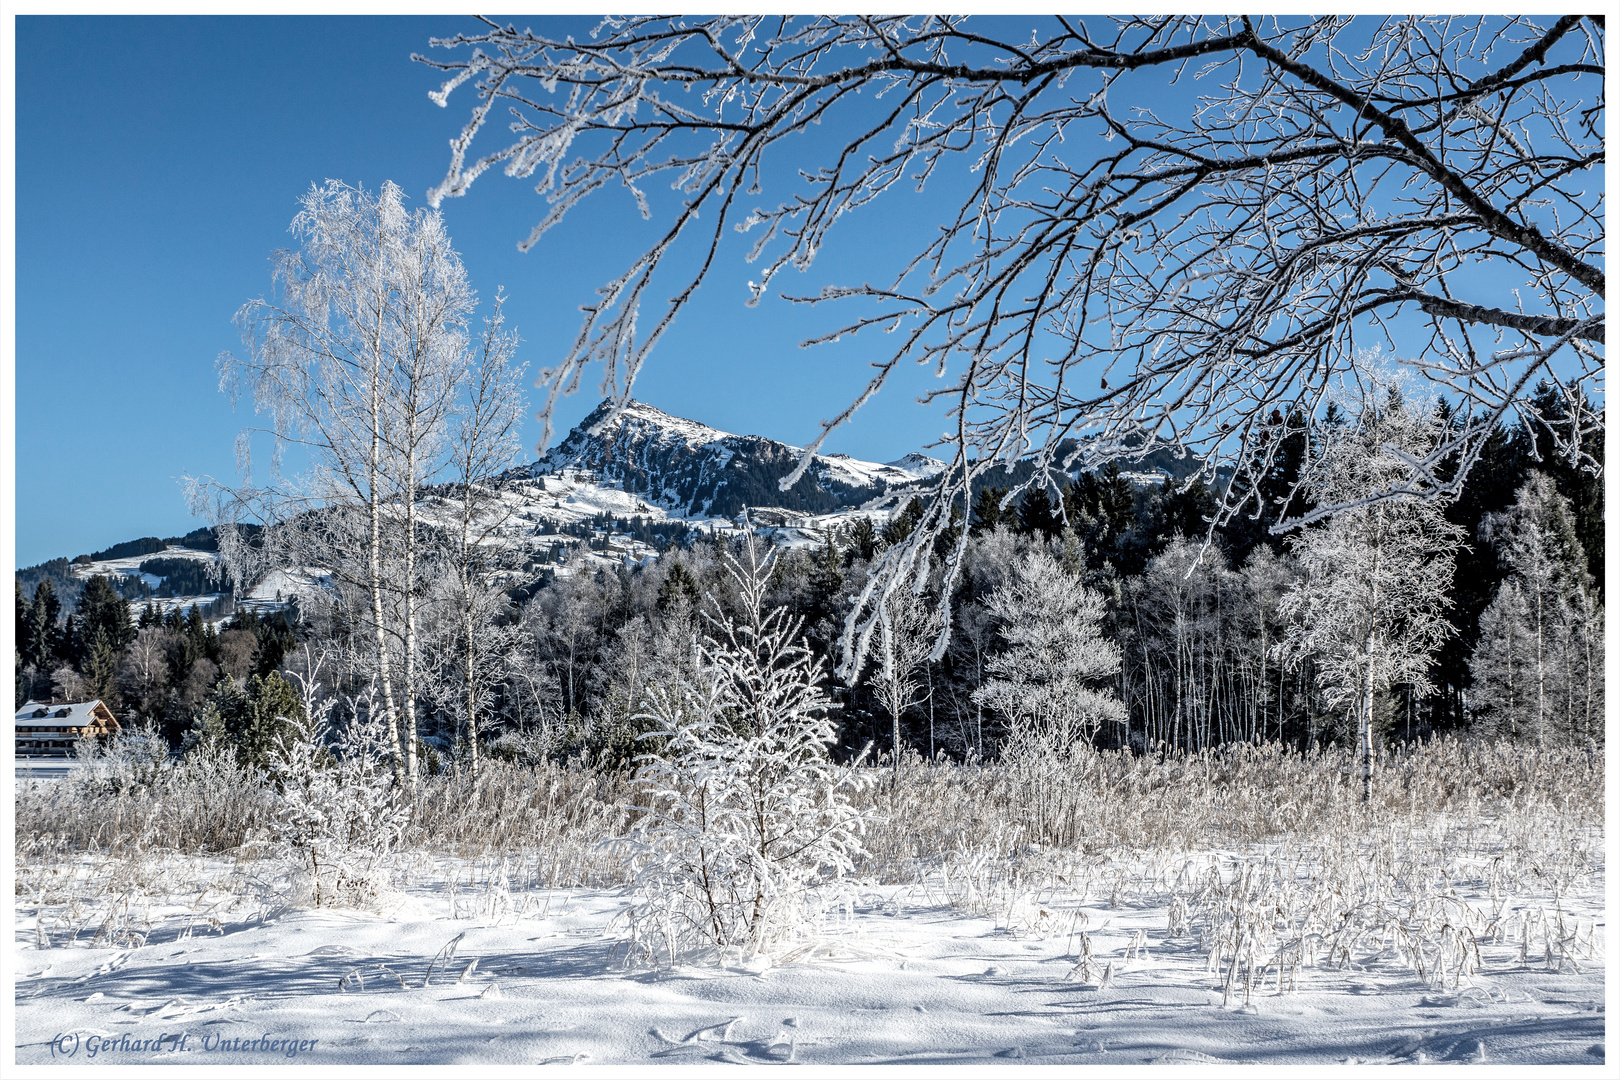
[576,398,731,448]
[528,399,931,520]
[886,452,948,478]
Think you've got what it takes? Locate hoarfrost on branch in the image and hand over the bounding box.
[420,15,1604,668]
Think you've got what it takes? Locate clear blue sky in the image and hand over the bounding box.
[13,15,961,567]
[15,16,1590,568]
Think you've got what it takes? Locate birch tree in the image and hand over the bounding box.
[434,294,527,776]
[203,180,482,789]
[863,583,934,777]
[379,203,477,787]
[419,15,1604,672]
[1277,376,1464,800]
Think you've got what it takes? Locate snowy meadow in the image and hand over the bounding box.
[14,14,1610,1069]
[14,734,1606,1066]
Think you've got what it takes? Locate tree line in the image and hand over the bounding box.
[15,378,1601,786]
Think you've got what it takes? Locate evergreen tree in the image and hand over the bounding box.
[14,581,27,708]
[1469,473,1603,746]
[183,607,209,669]
[882,496,926,547]
[1524,382,1603,595]
[932,501,964,562]
[970,485,1009,535]
[847,517,879,562]
[21,579,61,674]
[656,561,703,614]
[83,628,121,705]
[55,615,83,673]
[228,607,299,677]
[186,671,307,771]
[15,579,27,668]
[1063,464,1136,570]
[78,575,135,653]
[1016,486,1060,538]
[806,531,845,628]
[1430,415,1529,728]
[1219,409,1314,564]
[1158,476,1218,545]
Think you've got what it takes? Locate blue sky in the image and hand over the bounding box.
[13,15,962,566]
[12,16,1599,568]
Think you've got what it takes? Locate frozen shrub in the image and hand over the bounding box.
[74,729,172,797]
[620,541,872,966]
[269,686,408,909]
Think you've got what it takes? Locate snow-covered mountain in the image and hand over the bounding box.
[39,402,943,618]
[518,399,943,519]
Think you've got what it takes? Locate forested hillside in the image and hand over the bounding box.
[17,383,1601,769]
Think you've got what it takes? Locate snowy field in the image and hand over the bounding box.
[14,852,1605,1067]
[14,739,1609,1068]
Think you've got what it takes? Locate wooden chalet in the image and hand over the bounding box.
[14,700,120,757]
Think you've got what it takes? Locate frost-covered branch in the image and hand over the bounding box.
[421,15,1604,673]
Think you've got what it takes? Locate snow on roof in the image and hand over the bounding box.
[15,700,116,727]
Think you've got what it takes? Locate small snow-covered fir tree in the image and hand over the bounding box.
[1469,473,1603,746]
[973,546,1126,756]
[1277,372,1463,800]
[622,539,871,966]
[270,673,407,909]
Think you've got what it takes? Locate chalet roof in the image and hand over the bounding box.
[14,700,118,728]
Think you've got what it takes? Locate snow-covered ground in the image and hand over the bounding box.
[13,759,86,782]
[14,859,1605,1067]
[70,546,220,584]
[241,568,330,610]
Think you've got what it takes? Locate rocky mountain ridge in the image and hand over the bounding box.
[518,399,945,519]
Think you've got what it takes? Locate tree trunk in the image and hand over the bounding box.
[1360,504,1382,803]
[891,698,901,781]
[1533,582,1546,748]
[404,436,419,791]
[368,354,403,781]
[464,594,480,779]
[1581,595,1594,745]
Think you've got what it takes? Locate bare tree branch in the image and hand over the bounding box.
[419,15,1604,673]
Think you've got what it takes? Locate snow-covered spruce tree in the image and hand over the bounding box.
[1469,473,1604,747]
[269,675,407,909]
[621,539,871,966]
[1276,375,1463,801]
[973,545,1125,757]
